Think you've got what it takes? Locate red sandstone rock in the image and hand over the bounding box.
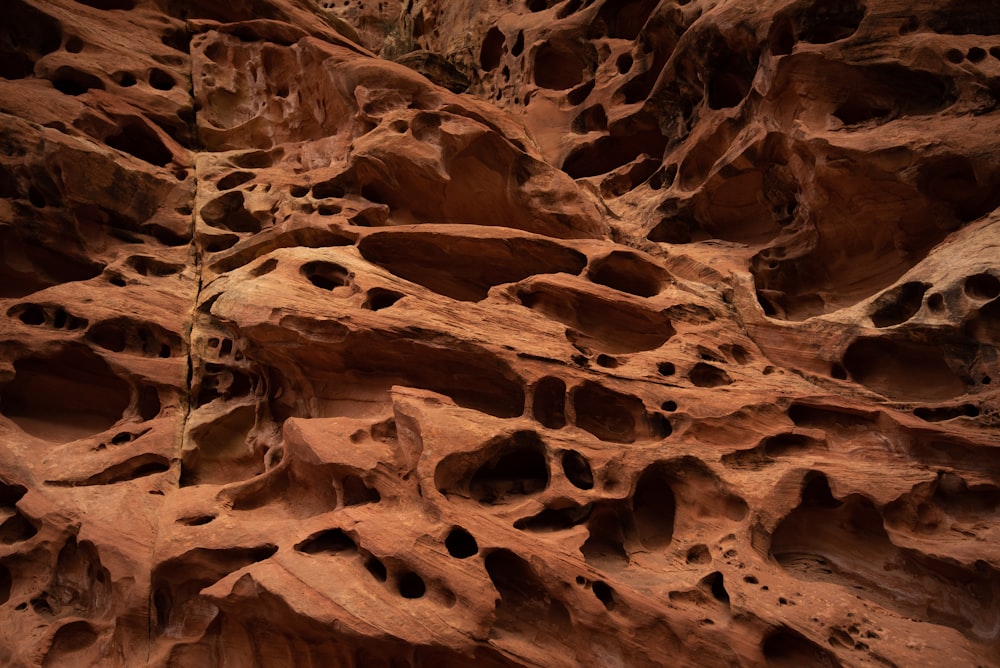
[1,0,999,666]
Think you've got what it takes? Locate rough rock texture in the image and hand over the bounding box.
[1,0,1000,665]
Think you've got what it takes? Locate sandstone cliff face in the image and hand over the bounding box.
[1,0,999,666]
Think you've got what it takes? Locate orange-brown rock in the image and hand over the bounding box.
[1,0,999,666]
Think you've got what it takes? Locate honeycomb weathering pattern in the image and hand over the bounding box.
[0,0,999,665]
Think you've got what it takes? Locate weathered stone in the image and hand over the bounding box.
[1,0,999,666]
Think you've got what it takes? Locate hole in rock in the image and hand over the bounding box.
[469,432,549,504]
[0,481,27,508]
[60,454,170,486]
[566,79,595,106]
[794,0,866,43]
[596,354,619,368]
[311,179,345,199]
[10,304,48,327]
[968,47,987,62]
[86,318,181,357]
[201,191,261,233]
[562,112,667,178]
[161,26,191,52]
[64,36,83,53]
[363,288,404,311]
[562,450,593,490]
[649,413,672,438]
[633,465,675,548]
[127,255,183,276]
[649,165,678,191]
[342,475,380,505]
[332,334,526,418]
[572,105,608,133]
[294,529,356,555]
[533,38,591,90]
[799,473,843,509]
[702,572,729,605]
[965,273,1000,300]
[917,155,1000,222]
[709,71,752,109]
[485,549,569,639]
[746,433,823,464]
[0,346,130,441]
[762,627,840,667]
[518,284,674,353]
[833,96,889,126]
[0,507,37,544]
[365,556,387,582]
[28,186,46,208]
[181,405,258,486]
[42,621,98,667]
[842,337,967,400]
[148,67,175,90]
[162,0,286,21]
[616,53,633,74]
[928,0,1000,35]
[178,515,215,526]
[657,362,675,376]
[686,544,711,564]
[587,251,666,297]
[1,1,62,80]
[301,261,350,290]
[0,229,105,298]
[35,538,112,618]
[398,572,426,599]
[688,363,732,388]
[216,172,254,190]
[75,0,135,8]
[358,232,587,302]
[526,0,555,11]
[105,119,172,167]
[481,27,504,70]
[445,528,478,558]
[620,24,680,103]
[702,31,760,110]
[647,216,697,244]
[596,0,658,40]
[886,472,1000,536]
[151,545,277,635]
[230,149,280,169]
[532,377,566,429]
[515,503,591,532]
[572,382,642,443]
[556,0,584,19]
[50,66,105,95]
[592,580,615,610]
[770,477,1000,648]
[870,282,928,327]
[965,298,1000,344]
[914,404,981,422]
[581,508,628,568]
[0,564,10,604]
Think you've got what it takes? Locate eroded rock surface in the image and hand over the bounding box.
[1,0,999,666]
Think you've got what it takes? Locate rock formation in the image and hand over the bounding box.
[1,0,999,665]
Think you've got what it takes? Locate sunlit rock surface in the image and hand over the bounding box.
[1,0,999,665]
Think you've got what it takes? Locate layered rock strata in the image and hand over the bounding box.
[1,0,999,666]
